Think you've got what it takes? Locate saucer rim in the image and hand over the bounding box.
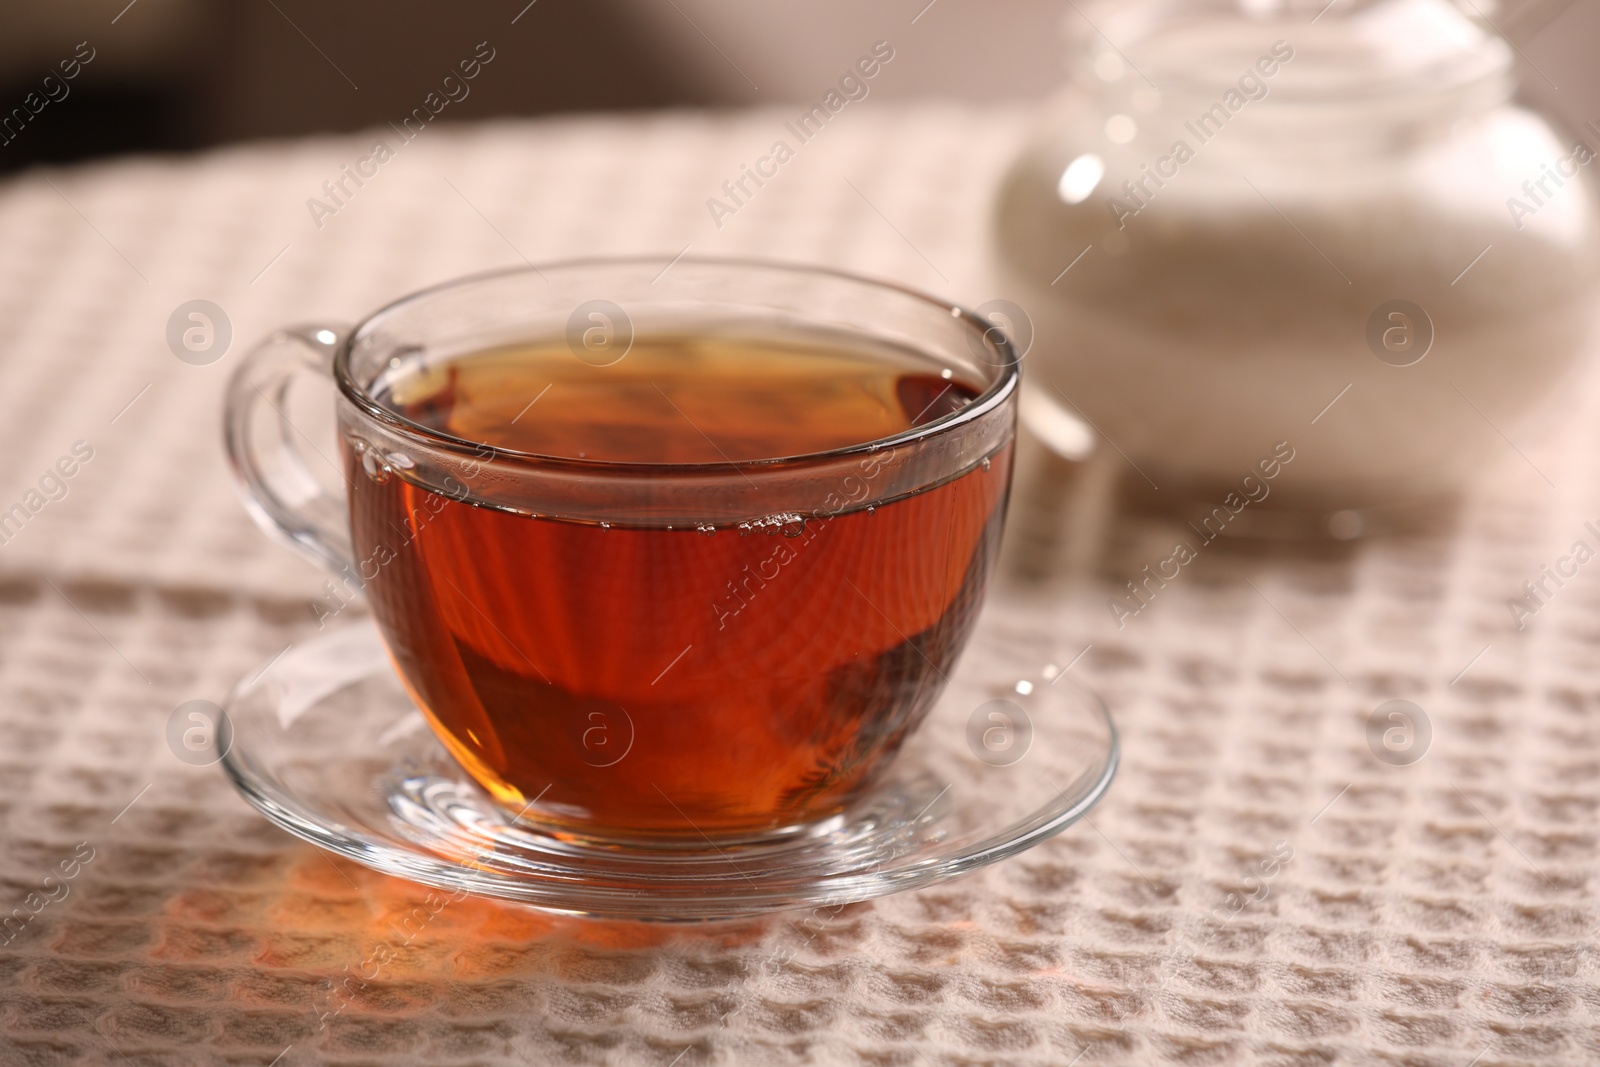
[218,621,1119,920]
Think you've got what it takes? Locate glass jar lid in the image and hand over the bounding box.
[1073,0,1513,119]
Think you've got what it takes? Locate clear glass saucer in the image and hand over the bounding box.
[219,620,1118,921]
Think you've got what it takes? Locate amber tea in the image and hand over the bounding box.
[345,333,1011,837]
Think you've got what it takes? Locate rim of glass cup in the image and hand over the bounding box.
[332,255,1021,474]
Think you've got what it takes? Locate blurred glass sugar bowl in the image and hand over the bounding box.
[995,0,1600,533]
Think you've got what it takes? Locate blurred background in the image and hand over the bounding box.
[2,0,1596,174]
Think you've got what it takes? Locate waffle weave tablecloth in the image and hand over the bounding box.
[1,103,1598,1066]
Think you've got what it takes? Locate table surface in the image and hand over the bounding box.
[2,104,1598,1066]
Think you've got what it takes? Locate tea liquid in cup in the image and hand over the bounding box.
[225,259,1020,842]
[352,333,1009,836]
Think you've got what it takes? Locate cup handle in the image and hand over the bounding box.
[223,324,358,581]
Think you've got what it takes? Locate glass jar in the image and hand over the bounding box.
[994,0,1600,533]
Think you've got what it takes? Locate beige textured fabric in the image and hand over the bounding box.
[2,105,1598,1065]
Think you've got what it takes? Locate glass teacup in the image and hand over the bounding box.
[225,258,1019,842]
